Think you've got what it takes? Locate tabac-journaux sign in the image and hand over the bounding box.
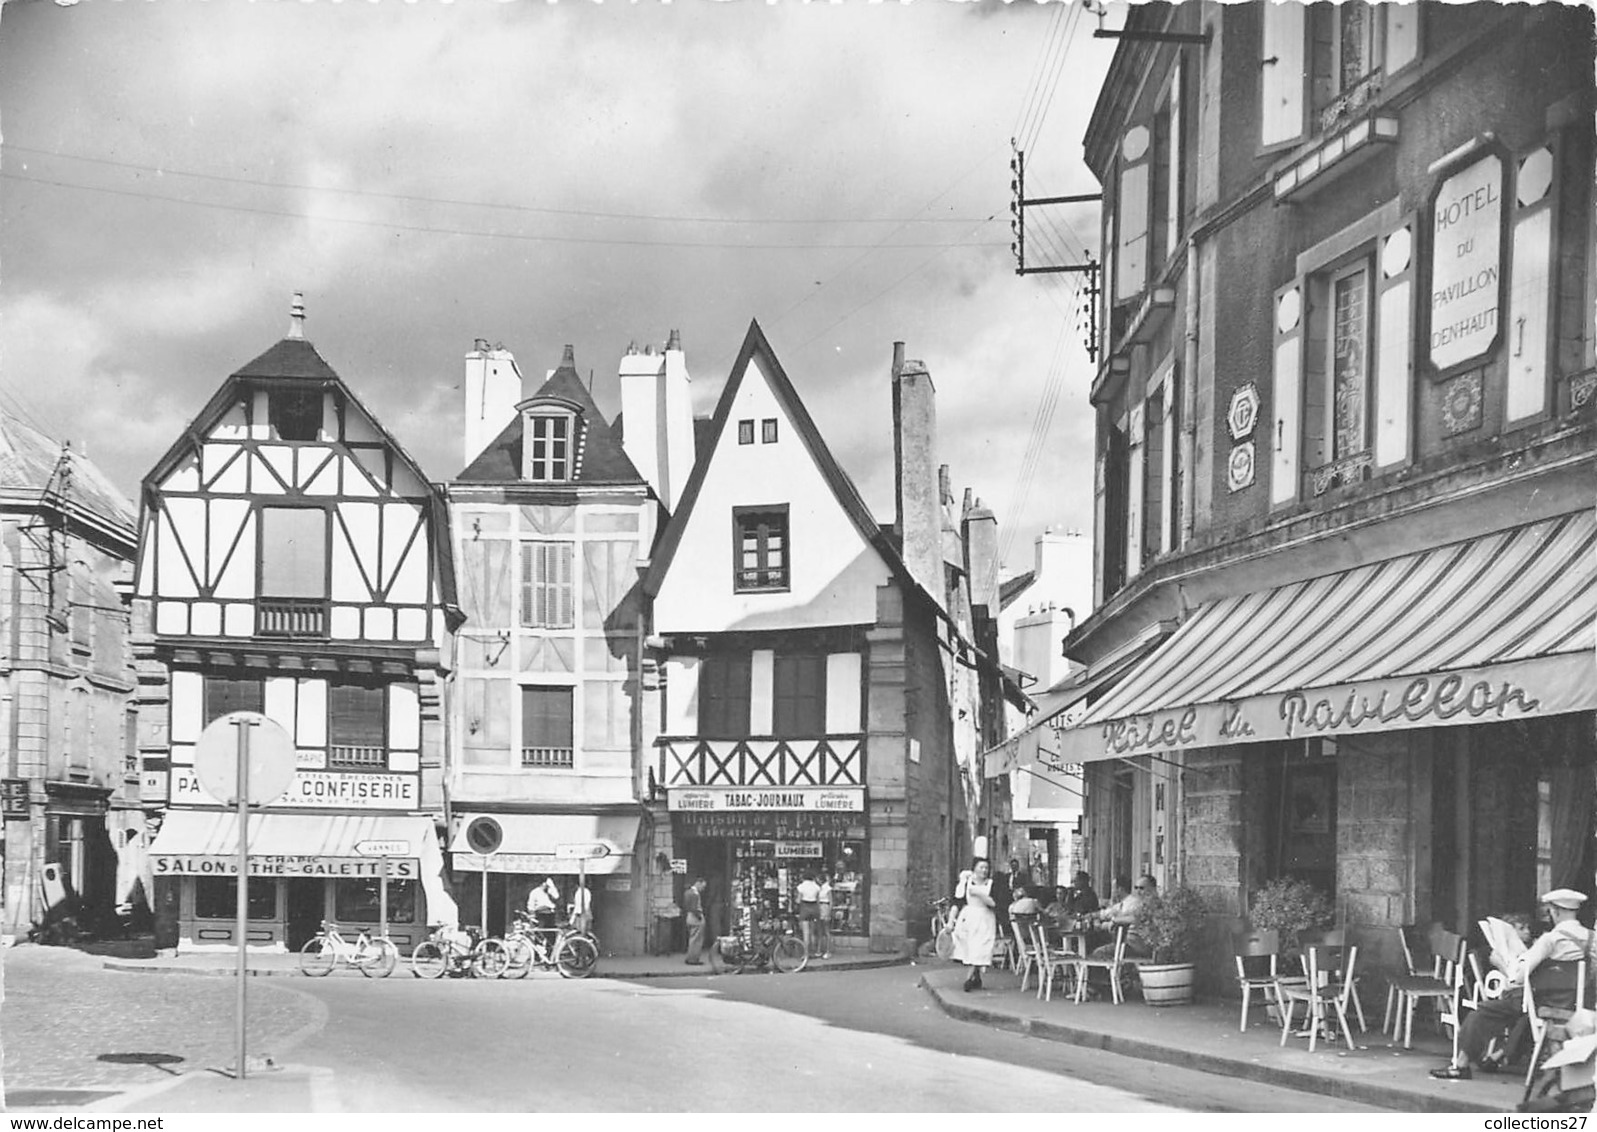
[667,787,864,813]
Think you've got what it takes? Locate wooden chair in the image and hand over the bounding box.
[1009,915,1040,993]
[1033,920,1082,1003]
[1073,925,1130,1005]
[1277,942,1360,1052]
[1388,926,1462,1049]
[1299,928,1367,1032]
[1522,959,1589,1089]
[1233,929,1281,1033]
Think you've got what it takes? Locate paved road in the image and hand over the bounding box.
[5,949,1383,1112]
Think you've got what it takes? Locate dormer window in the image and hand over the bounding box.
[525,410,574,482]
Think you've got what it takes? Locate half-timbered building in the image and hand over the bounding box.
[136,299,461,952]
[446,340,658,953]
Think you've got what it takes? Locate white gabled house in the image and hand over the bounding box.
[135,299,461,952]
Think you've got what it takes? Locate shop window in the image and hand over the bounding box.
[698,653,752,739]
[195,877,277,921]
[732,506,789,593]
[333,878,416,924]
[203,676,264,726]
[737,419,755,445]
[520,541,574,628]
[522,685,574,768]
[525,412,573,482]
[772,654,826,735]
[328,681,386,768]
[269,388,322,442]
[728,837,869,939]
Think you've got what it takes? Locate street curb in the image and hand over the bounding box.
[917,975,1497,1115]
[101,955,910,980]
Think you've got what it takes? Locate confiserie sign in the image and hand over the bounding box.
[667,787,863,812]
[170,767,418,810]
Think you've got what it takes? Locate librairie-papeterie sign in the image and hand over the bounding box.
[667,787,864,812]
[1052,656,1591,765]
[170,767,418,810]
[1429,151,1504,372]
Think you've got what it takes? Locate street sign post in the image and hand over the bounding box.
[193,711,294,1082]
[556,843,612,926]
[465,817,503,933]
[353,840,410,940]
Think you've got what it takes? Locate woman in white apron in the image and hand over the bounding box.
[950,858,997,991]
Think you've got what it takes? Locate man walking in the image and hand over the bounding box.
[683,876,707,965]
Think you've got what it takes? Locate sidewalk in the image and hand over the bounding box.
[919,962,1525,1114]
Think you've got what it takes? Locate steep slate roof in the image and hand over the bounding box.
[231,337,342,382]
[0,410,136,534]
[455,347,645,486]
[999,569,1038,612]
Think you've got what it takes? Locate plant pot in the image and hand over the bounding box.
[1138,961,1196,1006]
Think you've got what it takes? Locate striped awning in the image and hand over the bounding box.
[1054,512,1596,765]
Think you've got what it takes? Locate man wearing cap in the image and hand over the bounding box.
[1432,888,1595,1080]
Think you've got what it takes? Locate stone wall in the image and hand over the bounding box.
[1335,732,1412,976]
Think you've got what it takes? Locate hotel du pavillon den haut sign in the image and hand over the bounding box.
[1429,150,1505,372]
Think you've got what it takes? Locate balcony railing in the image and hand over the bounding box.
[257,598,328,638]
[655,735,864,789]
[328,745,386,769]
[522,746,575,769]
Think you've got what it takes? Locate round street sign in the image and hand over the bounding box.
[555,842,612,860]
[464,816,503,855]
[193,711,296,807]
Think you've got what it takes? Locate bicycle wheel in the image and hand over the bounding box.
[360,938,398,979]
[472,938,510,979]
[935,925,956,960]
[410,940,448,979]
[556,935,598,979]
[299,936,336,977]
[503,935,534,979]
[772,935,808,974]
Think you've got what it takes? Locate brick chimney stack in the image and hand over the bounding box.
[892,342,943,604]
[462,339,523,472]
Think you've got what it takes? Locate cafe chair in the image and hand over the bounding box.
[1233,929,1281,1033]
[1009,914,1040,993]
[1299,928,1367,1032]
[1277,942,1360,1052]
[1388,925,1462,1049]
[1033,920,1083,1003]
[1522,959,1589,1090]
[1073,924,1129,1005]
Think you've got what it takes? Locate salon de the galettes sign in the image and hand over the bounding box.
[1053,656,1587,764]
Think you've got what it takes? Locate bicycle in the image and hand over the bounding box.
[709,915,808,974]
[502,912,598,979]
[929,897,956,960]
[299,920,398,978]
[410,923,510,979]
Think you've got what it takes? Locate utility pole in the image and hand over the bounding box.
[1009,141,1104,363]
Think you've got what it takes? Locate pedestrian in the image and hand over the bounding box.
[569,880,592,934]
[951,858,997,992]
[527,876,560,930]
[683,876,707,965]
[817,873,833,959]
[796,870,823,957]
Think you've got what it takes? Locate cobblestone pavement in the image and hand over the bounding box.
[2,944,327,1100]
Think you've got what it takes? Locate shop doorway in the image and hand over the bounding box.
[1278,747,1338,898]
[286,878,323,950]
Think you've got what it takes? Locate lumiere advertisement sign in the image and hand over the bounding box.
[1052,655,1591,765]
[1429,150,1505,372]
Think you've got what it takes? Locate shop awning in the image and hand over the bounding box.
[1053,512,1596,766]
[449,812,640,875]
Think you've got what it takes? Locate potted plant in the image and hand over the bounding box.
[1247,877,1335,960]
[1133,885,1208,1006]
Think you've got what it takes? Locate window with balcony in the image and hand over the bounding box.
[257,507,327,637]
[733,506,789,593]
[522,685,574,768]
[698,654,752,739]
[328,682,386,768]
[203,676,264,725]
[520,541,573,628]
[526,413,573,482]
[772,654,826,735]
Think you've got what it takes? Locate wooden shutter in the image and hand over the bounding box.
[1507,148,1555,424]
[698,654,752,739]
[1261,1,1307,148]
[1374,219,1416,468]
[1116,127,1151,302]
[773,654,827,736]
[1384,3,1420,75]
[1271,279,1306,506]
[1125,401,1145,579]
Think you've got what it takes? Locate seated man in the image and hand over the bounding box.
[1065,871,1101,917]
[1088,874,1156,959]
[1044,886,1071,926]
[1009,884,1043,918]
[1432,889,1594,1081]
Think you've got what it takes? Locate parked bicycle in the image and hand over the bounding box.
[410,923,509,979]
[501,912,598,979]
[299,920,398,978]
[709,915,807,974]
[928,897,956,960]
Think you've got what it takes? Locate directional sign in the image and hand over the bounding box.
[354,840,411,857]
[555,842,612,860]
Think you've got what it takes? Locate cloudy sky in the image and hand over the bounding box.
[0,0,1116,581]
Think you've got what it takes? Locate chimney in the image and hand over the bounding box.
[963,496,999,611]
[288,292,306,340]
[620,329,694,512]
[462,339,523,471]
[892,342,943,603]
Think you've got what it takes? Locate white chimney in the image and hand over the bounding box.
[620,330,694,512]
[892,343,943,604]
[463,339,523,472]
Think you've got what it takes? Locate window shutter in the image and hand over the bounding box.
[1271,279,1306,505]
[1167,54,1184,248]
[1116,127,1151,302]
[1374,220,1416,468]
[1384,4,1420,75]
[1125,401,1145,579]
[1261,1,1307,148]
[1507,148,1555,424]
[519,542,534,627]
